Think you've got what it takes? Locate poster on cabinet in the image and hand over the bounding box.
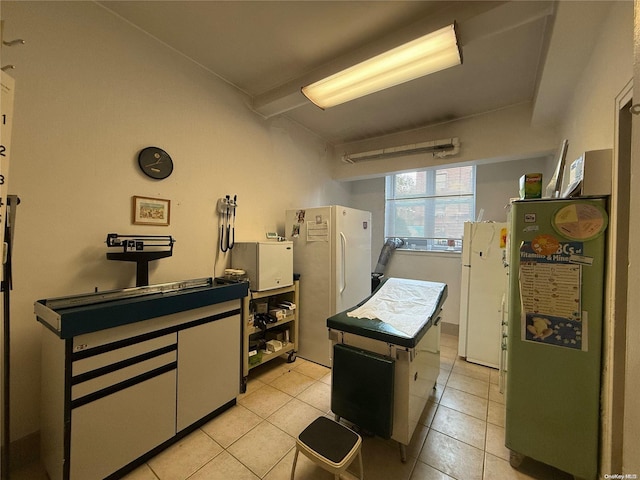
[519,240,588,351]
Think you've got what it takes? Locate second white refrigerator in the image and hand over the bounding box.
[285,206,372,366]
[458,221,508,368]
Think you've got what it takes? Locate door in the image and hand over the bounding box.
[177,314,240,431]
[334,206,371,313]
[623,1,640,471]
[601,79,633,473]
[70,371,176,480]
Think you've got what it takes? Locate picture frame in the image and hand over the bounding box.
[132,196,171,226]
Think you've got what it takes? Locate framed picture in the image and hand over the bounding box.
[132,196,171,226]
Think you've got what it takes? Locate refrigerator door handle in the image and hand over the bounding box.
[499,293,507,394]
[339,232,347,294]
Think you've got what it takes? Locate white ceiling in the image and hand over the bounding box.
[98,1,606,146]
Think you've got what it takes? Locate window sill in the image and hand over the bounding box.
[395,249,461,258]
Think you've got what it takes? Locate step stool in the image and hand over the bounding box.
[290,416,363,480]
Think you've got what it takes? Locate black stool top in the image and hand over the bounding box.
[298,417,359,464]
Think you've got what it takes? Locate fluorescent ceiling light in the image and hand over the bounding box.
[302,24,461,109]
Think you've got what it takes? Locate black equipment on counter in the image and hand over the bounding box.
[106,233,175,287]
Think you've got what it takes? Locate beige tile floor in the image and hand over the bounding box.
[15,332,572,480]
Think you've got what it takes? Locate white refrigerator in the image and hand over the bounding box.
[285,206,372,367]
[458,221,508,368]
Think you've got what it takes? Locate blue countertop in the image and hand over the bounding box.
[35,279,248,339]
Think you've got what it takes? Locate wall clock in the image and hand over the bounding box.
[138,146,173,180]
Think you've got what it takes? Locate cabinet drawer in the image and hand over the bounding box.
[71,351,176,401]
[70,332,177,404]
[72,333,176,376]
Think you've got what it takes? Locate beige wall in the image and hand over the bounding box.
[341,103,557,330]
[0,1,350,442]
[551,1,634,475]
[332,102,559,181]
[557,2,633,162]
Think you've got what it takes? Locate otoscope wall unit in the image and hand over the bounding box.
[217,195,237,215]
[218,194,237,253]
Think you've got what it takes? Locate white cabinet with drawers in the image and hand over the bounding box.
[37,281,246,480]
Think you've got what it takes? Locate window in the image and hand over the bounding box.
[385,165,475,252]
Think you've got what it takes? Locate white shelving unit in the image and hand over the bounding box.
[242,280,299,390]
